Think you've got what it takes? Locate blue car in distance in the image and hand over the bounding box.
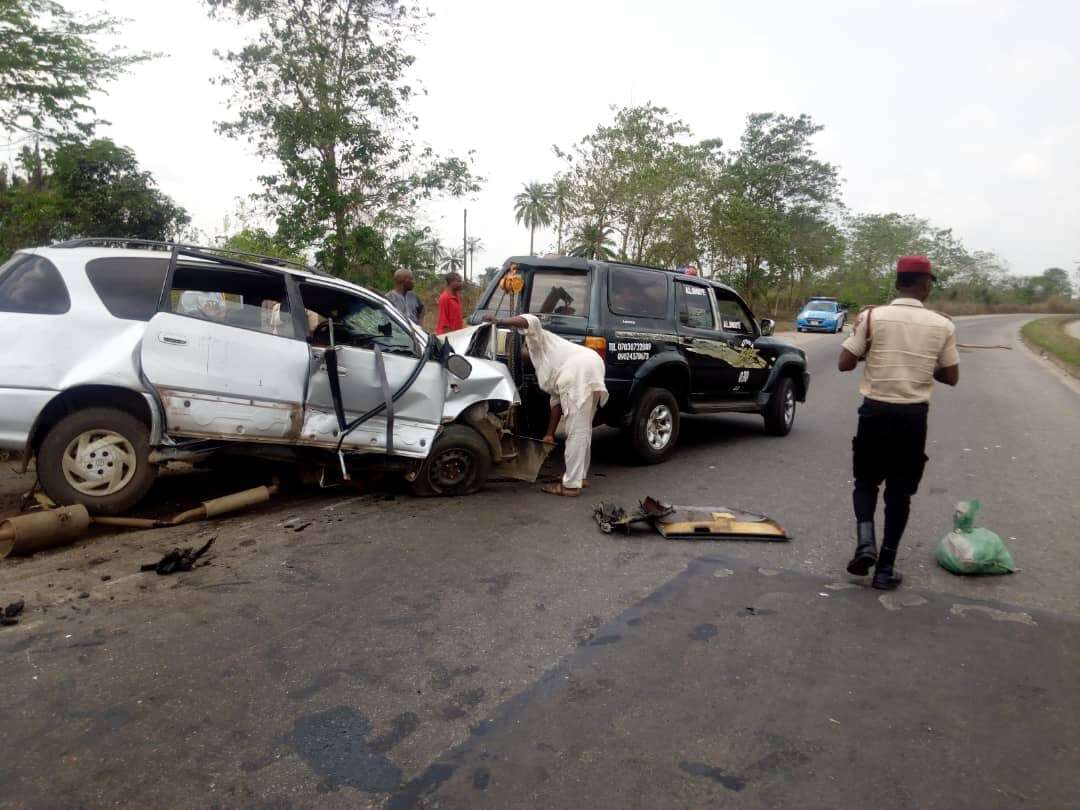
[796,298,846,333]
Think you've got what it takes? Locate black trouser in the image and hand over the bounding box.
[852,398,929,551]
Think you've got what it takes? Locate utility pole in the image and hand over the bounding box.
[463,208,468,283]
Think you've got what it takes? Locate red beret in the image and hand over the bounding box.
[897,255,935,279]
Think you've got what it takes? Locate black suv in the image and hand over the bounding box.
[471,257,809,463]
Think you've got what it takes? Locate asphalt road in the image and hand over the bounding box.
[1,314,1077,809]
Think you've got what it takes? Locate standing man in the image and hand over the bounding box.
[385,268,424,325]
[435,272,464,334]
[483,313,608,496]
[837,256,960,590]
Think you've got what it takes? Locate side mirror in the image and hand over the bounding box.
[759,318,775,337]
[446,354,473,380]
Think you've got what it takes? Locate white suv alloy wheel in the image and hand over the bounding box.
[61,429,138,496]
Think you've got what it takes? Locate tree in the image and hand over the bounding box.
[513,181,553,255]
[221,227,305,264]
[1039,267,1073,299]
[555,104,723,265]
[479,265,499,285]
[206,0,480,278]
[568,223,616,260]
[440,248,465,274]
[423,235,445,270]
[466,235,483,280]
[388,227,430,272]
[550,175,572,254]
[707,113,842,303]
[1,0,153,139]
[836,213,973,305]
[0,138,189,260]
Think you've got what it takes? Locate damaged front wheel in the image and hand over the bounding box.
[410,425,492,497]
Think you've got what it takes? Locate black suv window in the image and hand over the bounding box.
[608,267,668,320]
[529,271,588,319]
[0,254,70,315]
[716,294,756,336]
[676,282,715,329]
[86,257,169,321]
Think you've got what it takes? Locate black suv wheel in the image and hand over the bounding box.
[763,376,796,436]
[628,387,680,464]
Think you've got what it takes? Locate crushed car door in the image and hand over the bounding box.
[140,263,309,440]
[297,282,445,457]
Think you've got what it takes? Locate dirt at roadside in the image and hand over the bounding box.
[0,458,33,518]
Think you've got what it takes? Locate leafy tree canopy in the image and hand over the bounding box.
[0,138,189,260]
[0,0,153,138]
[207,0,481,278]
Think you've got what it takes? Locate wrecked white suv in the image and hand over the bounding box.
[0,240,527,514]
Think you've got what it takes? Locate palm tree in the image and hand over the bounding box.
[440,248,465,274]
[513,181,553,255]
[466,236,483,281]
[423,236,445,270]
[389,228,429,271]
[568,224,617,261]
[550,175,572,254]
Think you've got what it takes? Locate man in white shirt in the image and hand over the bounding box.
[837,256,960,589]
[485,313,608,496]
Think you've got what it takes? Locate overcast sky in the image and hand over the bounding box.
[53,0,1079,277]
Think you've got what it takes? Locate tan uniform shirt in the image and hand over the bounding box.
[841,298,959,404]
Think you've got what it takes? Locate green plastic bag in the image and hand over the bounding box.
[935,500,1016,575]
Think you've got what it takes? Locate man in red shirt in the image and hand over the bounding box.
[435,272,464,334]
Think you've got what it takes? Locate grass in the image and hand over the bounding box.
[1022,316,1080,375]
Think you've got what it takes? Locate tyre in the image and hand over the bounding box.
[411,424,492,497]
[628,387,680,464]
[37,407,156,515]
[834,317,845,334]
[763,376,796,436]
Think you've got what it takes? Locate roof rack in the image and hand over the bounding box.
[50,237,331,277]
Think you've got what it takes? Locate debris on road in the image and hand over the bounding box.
[1,484,278,559]
[140,537,215,576]
[936,500,1016,575]
[2,599,25,627]
[595,497,789,541]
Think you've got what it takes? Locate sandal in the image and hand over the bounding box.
[542,483,581,497]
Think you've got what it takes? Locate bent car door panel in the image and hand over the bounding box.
[297,282,445,457]
[141,312,309,440]
[301,346,445,456]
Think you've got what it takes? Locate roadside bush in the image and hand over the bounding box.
[1021,316,1080,374]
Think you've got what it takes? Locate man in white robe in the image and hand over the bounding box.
[485,314,608,496]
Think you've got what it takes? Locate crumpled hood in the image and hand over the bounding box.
[443,355,519,420]
[442,323,495,359]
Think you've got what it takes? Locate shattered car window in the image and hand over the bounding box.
[168,264,294,338]
[300,283,416,354]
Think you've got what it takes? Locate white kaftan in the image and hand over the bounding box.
[520,314,608,488]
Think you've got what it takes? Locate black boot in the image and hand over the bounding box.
[846,522,877,576]
[872,544,903,590]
